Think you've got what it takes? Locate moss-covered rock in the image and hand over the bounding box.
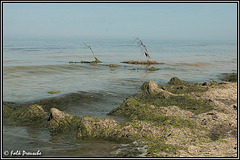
[20,104,47,120]
[48,108,81,133]
[168,77,185,85]
[3,104,15,119]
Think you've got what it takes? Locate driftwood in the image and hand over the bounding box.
[69,42,101,64]
[82,42,101,63]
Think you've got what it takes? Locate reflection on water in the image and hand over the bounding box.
[3,38,237,157]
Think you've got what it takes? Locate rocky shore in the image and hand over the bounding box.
[3,74,237,157]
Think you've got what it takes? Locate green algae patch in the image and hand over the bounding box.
[219,73,237,82]
[48,90,61,94]
[109,98,203,130]
[139,95,213,115]
[136,78,213,115]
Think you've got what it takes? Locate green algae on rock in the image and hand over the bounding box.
[48,108,81,133]
[20,104,48,120]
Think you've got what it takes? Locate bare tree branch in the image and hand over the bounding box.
[82,41,100,61]
[134,38,151,59]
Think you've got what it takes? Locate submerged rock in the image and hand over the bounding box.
[148,67,158,71]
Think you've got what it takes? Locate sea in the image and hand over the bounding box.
[2,37,237,157]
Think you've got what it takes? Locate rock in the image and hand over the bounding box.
[140,80,174,98]
[48,108,81,132]
[148,67,158,71]
[168,77,185,85]
[20,104,47,120]
[77,116,119,138]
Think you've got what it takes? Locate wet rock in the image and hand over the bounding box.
[148,67,158,71]
[3,104,15,119]
[77,116,119,138]
[20,104,47,120]
[168,77,185,85]
[48,108,81,132]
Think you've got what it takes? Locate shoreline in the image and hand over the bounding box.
[3,73,238,157]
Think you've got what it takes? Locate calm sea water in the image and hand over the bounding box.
[2,37,237,157]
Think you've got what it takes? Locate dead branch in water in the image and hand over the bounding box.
[134,38,151,60]
[82,42,101,63]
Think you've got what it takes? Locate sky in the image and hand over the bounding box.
[3,2,237,41]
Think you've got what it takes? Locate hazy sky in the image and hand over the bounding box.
[3,3,237,41]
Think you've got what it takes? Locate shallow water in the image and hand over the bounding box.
[2,37,237,157]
